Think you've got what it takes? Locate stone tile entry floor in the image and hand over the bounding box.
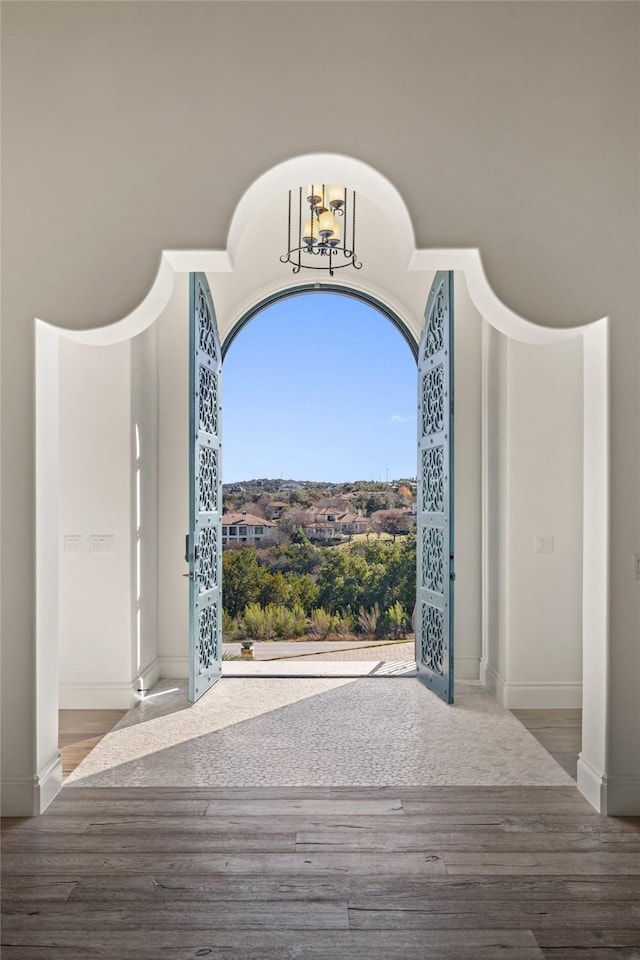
[65,678,575,789]
[222,641,417,676]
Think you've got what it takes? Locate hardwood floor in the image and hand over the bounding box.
[512,709,582,780]
[2,708,637,959]
[58,710,126,778]
[2,783,639,959]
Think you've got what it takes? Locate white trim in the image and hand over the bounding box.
[480,664,582,709]
[579,320,610,793]
[480,662,507,704]
[454,657,480,681]
[227,153,416,269]
[501,681,583,710]
[577,758,640,815]
[410,248,600,345]
[158,656,189,679]
[1,754,62,817]
[58,681,137,710]
[135,658,161,695]
[601,775,640,816]
[35,321,62,813]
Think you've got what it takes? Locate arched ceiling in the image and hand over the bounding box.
[207,180,436,345]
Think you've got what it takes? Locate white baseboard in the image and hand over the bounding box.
[158,655,189,679]
[479,664,581,708]
[501,681,582,709]
[480,661,506,702]
[454,657,480,680]
[577,756,640,815]
[1,753,62,817]
[58,681,137,710]
[135,658,161,695]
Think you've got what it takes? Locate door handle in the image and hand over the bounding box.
[182,572,194,580]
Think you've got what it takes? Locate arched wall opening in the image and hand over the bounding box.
[33,153,608,816]
[216,282,483,684]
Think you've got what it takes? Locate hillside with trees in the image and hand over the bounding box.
[222,533,416,643]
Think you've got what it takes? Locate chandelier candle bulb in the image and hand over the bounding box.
[328,185,345,210]
[318,209,336,237]
[302,219,318,245]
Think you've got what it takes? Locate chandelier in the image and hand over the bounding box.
[280,185,362,276]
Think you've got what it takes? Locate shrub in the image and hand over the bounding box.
[241,602,275,642]
[308,607,337,639]
[269,603,306,639]
[384,601,408,638]
[333,610,355,637]
[222,610,238,643]
[357,603,381,636]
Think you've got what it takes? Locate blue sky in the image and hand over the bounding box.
[222,293,417,483]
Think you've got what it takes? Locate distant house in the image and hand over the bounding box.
[221,512,276,546]
[370,508,415,537]
[301,509,371,541]
[264,501,289,520]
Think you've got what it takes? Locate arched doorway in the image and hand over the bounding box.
[186,276,454,703]
[33,153,609,814]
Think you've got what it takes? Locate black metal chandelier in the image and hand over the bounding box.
[280,185,362,276]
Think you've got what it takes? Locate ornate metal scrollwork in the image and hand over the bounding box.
[422,446,445,513]
[198,446,218,514]
[421,602,444,676]
[422,527,445,594]
[197,526,217,594]
[198,365,218,436]
[198,604,218,671]
[424,283,446,357]
[422,363,445,436]
[197,286,218,363]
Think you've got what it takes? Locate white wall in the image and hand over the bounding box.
[57,327,160,707]
[482,324,510,694]
[131,326,160,692]
[506,337,583,706]
[58,339,134,708]
[4,3,638,814]
[481,326,584,708]
[453,274,483,679]
[157,274,190,677]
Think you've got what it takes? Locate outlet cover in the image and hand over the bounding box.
[64,535,83,553]
[534,535,554,554]
[90,535,114,554]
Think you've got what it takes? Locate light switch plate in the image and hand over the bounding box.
[90,535,114,553]
[534,535,554,554]
[64,535,82,553]
[633,554,640,580]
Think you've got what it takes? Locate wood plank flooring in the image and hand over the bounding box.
[512,709,582,780]
[58,710,126,779]
[2,708,635,958]
[2,785,639,959]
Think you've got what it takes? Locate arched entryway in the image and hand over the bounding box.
[185,277,454,702]
[34,153,608,814]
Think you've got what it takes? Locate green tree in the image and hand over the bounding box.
[286,572,320,614]
[316,549,371,613]
[222,549,266,618]
[259,571,292,608]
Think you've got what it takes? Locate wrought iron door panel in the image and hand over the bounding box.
[188,272,222,702]
[416,271,454,703]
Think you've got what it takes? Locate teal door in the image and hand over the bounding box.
[187,272,223,702]
[416,271,454,703]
